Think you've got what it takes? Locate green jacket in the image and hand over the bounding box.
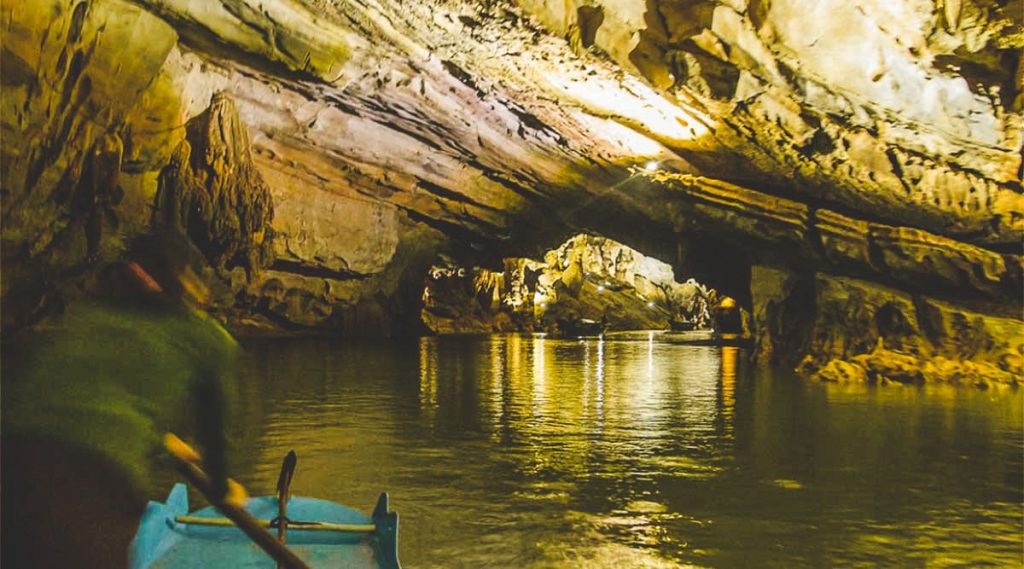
[3,301,239,498]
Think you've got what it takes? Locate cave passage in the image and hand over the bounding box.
[2,0,1022,566]
[419,233,746,338]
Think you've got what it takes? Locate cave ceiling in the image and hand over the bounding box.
[2,0,1022,334]
[94,0,1023,248]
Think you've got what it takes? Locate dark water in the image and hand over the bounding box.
[224,334,1022,568]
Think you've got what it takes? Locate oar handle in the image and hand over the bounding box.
[164,434,310,569]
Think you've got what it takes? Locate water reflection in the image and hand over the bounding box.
[418,337,438,412]
[231,335,1022,568]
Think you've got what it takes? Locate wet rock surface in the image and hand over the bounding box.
[521,0,1023,243]
[650,172,1023,307]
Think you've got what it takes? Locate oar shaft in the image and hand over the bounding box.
[169,445,310,569]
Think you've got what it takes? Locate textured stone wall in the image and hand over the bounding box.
[156,92,274,275]
[800,274,1022,387]
[1,0,1020,380]
[517,0,1023,244]
[652,172,1022,385]
[1,0,178,326]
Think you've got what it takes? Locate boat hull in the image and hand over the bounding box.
[131,484,399,568]
[556,318,605,337]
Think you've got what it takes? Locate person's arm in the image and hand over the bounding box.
[192,367,230,499]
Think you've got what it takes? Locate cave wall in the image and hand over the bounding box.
[2,0,1021,383]
[1,0,686,333]
[644,172,1022,384]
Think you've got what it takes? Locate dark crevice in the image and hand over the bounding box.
[323,94,363,117]
[269,259,369,280]
[416,179,503,213]
[251,303,319,331]
[66,2,89,43]
[400,207,508,255]
[911,293,945,347]
[576,6,604,49]
[504,101,563,141]
[804,208,830,263]
[884,147,912,196]
[161,23,329,87]
[441,60,485,97]
[466,159,542,202]
[370,113,446,152]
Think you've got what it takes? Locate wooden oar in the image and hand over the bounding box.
[276,451,298,569]
[164,434,310,569]
[174,516,376,532]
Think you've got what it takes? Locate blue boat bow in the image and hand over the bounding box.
[131,484,400,568]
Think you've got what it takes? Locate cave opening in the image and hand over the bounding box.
[419,232,747,339]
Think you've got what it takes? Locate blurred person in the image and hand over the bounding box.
[1,230,239,567]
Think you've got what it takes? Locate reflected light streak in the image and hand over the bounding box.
[720,346,738,424]
[596,337,605,417]
[532,336,546,419]
[676,347,721,432]
[509,334,524,389]
[583,339,591,410]
[647,331,655,382]
[418,337,439,411]
[490,338,506,430]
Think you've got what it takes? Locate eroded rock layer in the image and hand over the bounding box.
[520,0,1023,243]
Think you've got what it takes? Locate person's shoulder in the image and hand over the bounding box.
[178,306,240,362]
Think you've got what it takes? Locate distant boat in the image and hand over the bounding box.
[665,329,718,344]
[557,317,605,337]
[669,318,698,331]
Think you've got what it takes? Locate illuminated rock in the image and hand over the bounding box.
[0,0,1019,373]
[421,234,719,334]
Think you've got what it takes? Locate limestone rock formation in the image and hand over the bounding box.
[156,92,274,275]
[1,0,1020,381]
[520,0,1023,243]
[658,171,1024,386]
[802,274,1023,387]
[1,0,178,328]
[650,172,1023,306]
[421,234,723,335]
